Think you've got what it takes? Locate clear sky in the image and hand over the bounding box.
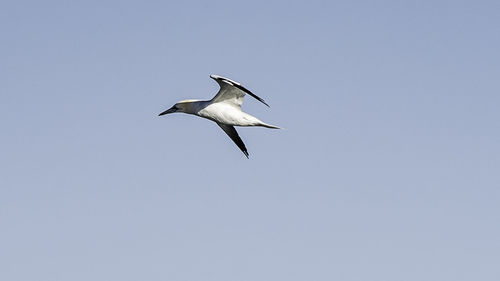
[1,1,499,280]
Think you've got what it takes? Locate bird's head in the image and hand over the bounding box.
[158,100,198,116]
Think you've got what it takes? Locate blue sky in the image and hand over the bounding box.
[1,1,499,280]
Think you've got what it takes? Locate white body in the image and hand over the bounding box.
[186,101,273,127]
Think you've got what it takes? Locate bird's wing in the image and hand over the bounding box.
[217,123,249,158]
[210,75,269,108]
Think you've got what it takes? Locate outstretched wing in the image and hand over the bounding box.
[217,123,249,158]
[210,75,269,108]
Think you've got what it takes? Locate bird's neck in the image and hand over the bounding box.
[183,100,209,114]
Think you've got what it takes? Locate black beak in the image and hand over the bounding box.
[158,106,176,116]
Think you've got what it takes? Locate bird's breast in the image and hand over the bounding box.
[198,103,250,126]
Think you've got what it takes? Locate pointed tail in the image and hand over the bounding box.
[260,123,281,129]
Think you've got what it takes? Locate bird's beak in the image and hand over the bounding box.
[158,106,176,116]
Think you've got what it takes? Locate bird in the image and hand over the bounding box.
[158,74,280,158]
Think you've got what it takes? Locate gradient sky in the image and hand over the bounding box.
[1,1,499,280]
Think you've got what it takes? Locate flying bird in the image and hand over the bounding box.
[159,75,280,158]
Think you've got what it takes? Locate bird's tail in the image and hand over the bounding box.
[260,123,281,129]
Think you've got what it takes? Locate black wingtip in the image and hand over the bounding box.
[232,83,270,107]
[212,74,270,107]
